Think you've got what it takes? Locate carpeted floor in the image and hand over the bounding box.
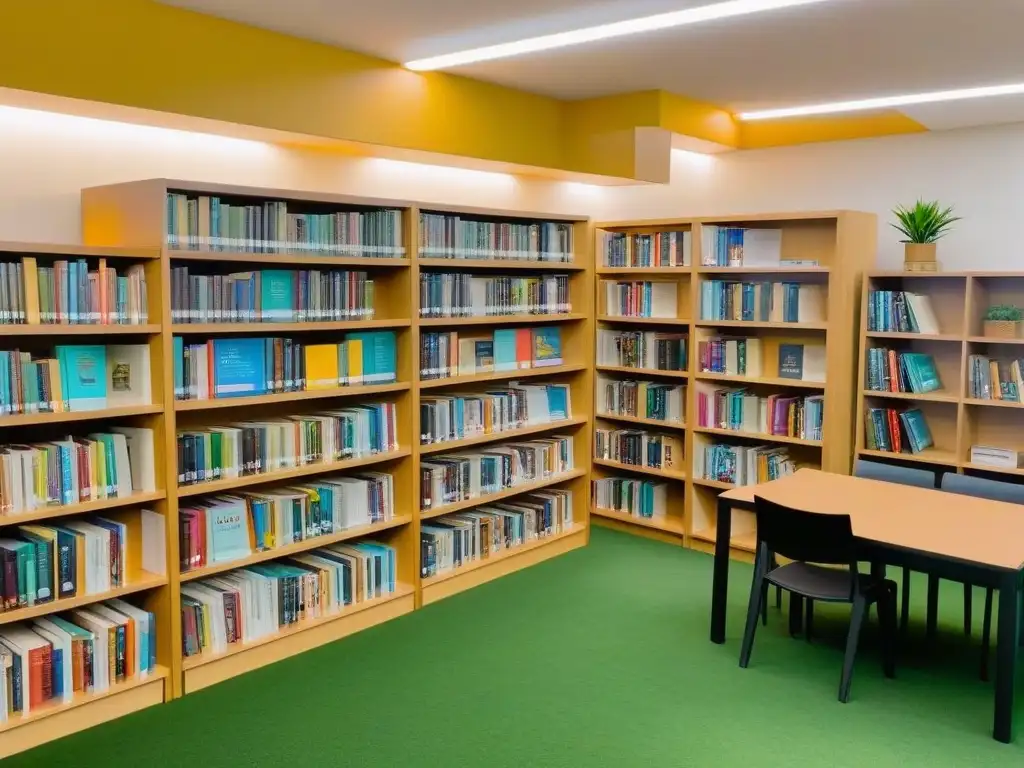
[8,527,1024,766]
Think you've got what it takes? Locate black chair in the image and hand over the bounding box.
[739,496,898,703]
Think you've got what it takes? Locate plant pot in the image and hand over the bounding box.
[984,320,1021,339]
[904,242,937,270]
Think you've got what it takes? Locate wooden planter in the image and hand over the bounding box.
[984,320,1022,339]
[904,243,937,272]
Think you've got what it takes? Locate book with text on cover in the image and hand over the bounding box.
[56,345,108,411]
[531,327,563,367]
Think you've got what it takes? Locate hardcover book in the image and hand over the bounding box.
[211,338,268,398]
[56,345,108,411]
[531,327,563,367]
[778,344,804,379]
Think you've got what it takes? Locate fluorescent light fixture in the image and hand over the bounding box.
[738,82,1024,120]
[405,0,839,71]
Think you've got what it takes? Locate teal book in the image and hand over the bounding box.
[173,336,184,400]
[261,270,295,322]
[206,499,252,563]
[17,532,53,604]
[531,327,563,367]
[371,332,397,383]
[546,384,570,420]
[900,409,934,453]
[212,338,268,398]
[904,353,941,393]
[493,329,518,372]
[56,345,108,411]
[778,344,804,379]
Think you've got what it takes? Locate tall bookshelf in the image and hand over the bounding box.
[855,271,1024,480]
[593,213,876,559]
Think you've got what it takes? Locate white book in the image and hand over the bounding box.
[110,426,156,493]
[105,345,151,407]
[140,509,166,576]
[69,609,112,692]
[741,229,782,267]
[905,292,941,335]
[797,285,827,323]
[802,345,827,382]
[650,282,678,318]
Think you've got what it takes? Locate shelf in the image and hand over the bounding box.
[857,447,959,467]
[597,316,690,326]
[180,515,412,582]
[965,336,1024,345]
[419,313,583,327]
[175,382,409,411]
[167,250,409,267]
[420,468,586,520]
[592,458,686,481]
[420,417,586,455]
[690,526,757,552]
[0,242,161,260]
[692,478,736,490]
[862,389,959,403]
[692,425,822,447]
[695,372,825,389]
[595,412,686,430]
[0,490,166,526]
[597,266,691,275]
[694,319,828,331]
[418,258,584,271]
[961,462,1024,477]
[181,586,416,693]
[420,525,587,605]
[0,573,167,627]
[0,403,162,428]
[595,365,688,380]
[867,331,962,341]
[963,398,1024,409]
[591,507,684,535]
[0,324,160,336]
[419,364,585,389]
[697,266,829,275]
[176,447,411,498]
[172,319,411,334]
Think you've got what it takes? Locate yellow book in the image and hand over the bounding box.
[304,344,339,390]
[21,257,41,325]
[94,439,108,500]
[346,338,363,386]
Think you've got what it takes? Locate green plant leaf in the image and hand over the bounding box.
[890,199,961,243]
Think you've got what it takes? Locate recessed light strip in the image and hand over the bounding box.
[404,0,839,71]
[738,83,1024,121]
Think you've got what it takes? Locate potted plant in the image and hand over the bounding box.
[984,305,1023,339]
[891,199,960,271]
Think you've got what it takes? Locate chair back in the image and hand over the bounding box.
[754,495,856,567]
[854,459,935,489]
[940,473,1024,504]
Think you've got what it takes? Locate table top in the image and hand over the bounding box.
[721,469,1024,570]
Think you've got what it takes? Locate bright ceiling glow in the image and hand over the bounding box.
[738,82,1024,120]
[404,0,839,71]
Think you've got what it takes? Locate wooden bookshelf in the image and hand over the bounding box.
[593,212,876,552]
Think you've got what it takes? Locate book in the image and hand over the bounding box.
[419,273,570,318]
[531,327,563,367]
[105,345,151,407]
[695,442,797,486]
[493,330,518,372]
[967,355,1024,402]
[211,338,267,399]
[698,337,762,376]
[420,384,572,446]
[597,330,687,372]
[866,348,942,393]
[868,290,941,334]
[418,213,573,262]
[603,280,677,318]
[598,376,685,423]
[420,328,560,381]
[592,477,666,520]
[56,345,108,411]
[778,343,825,381]
[700,226,782,268]
[595,429,683,471]
[863,407,934,454]
[970,445,1024,469]
[696,387,823,441]
[601,230,690,268]
[17,260,148,326]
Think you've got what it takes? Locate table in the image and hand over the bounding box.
[710,468,1024,743]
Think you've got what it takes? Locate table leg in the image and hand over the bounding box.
[927,574,940,640]
[994,571,1020,743]
[710,497,733,644]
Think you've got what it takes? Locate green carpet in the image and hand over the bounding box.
[8,527,1024,766]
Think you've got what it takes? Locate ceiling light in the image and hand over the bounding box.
[738,82,1024,120]
[404,0,839,71]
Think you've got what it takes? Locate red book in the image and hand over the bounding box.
[515,329,531,369]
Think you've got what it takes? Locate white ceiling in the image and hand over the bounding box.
[161,0,1024,128]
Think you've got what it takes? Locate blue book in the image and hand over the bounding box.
[212,338,268,398]
[56,345,108,411]
[260,270,295,322]
[531,327,562,367]
[493,330,518,372]
[546,385,570,420]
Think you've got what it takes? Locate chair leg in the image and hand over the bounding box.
[900,567,911,634]
[776,584,782,610]
[964,583,973,636]
[739,572,767,669]
[981,587,994,682]
[805,598,814,643]
[839,595,868,703]
[789,594,804,637]
[879,585,897,679]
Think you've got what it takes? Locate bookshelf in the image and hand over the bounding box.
[855,271,1024,480]
[592,213,876,557]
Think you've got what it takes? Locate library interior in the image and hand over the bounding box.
[2,0,1024,765]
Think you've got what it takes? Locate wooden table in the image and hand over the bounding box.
[710,468,1024,743]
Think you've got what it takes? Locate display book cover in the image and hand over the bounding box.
[212,338,268,398]
[207,498,253,563]
[56,345,108,411]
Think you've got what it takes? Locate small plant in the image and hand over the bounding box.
[986,305,1022,322]
[891,200,961,243]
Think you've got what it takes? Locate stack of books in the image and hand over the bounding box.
[601,230,690,267]
[419,273,570,317]
[166,192,405,256]
[596,330,687,371]
[697,389,824,441]
[420,383,571,446]
[696,443,797,486]
[175,403,399,487]
[597,376,684,423]
[602,280,677,318]
[419,436,575,512]
[700,226,784,268]
[181,541,398,657]
[698,337,763,376]
[592,477,667,520]
[699,280,825,323]
[179,473,393,572]
[968,355,1024,402]
[421,490,573,577]
[419,326,562,380]
[865,348,942,393]
[594,429,683,471]
[418,213,573,262]
[170,267,375,323]
[863,407,934,454]
[867,290,940,334]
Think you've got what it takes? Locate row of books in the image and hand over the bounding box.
[602,280,677,319]
[170,267,375,323]
[699,281,825,323]
[0,343,151,415]
[596,330,687,372]
[700,226,787,268]
[601,230,691,268]
[172,332,397,401]
[699,338,826,382]
[419,326,563,380]
[176,403,399,487]
[865,348,942,394]
[421,490,573,577]
[419,273,571,317]
[418,213,574,262]
[863,407,934,454]
[0,260,148,326]
[0,428,156,516]
[166,193,405,256]
[0,600,158,719]
[594,429,683,472]
[968,355,1024,402]
[592,476,667,520]
[696,389,824,441]
[181,541,398,658]
[695,443,797,486]
[179,473,394,572]
[596,377,685,423]
[420,436,575,512]
[867,290,940,334]
[420,384,572,446]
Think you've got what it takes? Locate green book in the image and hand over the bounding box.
[261,270,295,322]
